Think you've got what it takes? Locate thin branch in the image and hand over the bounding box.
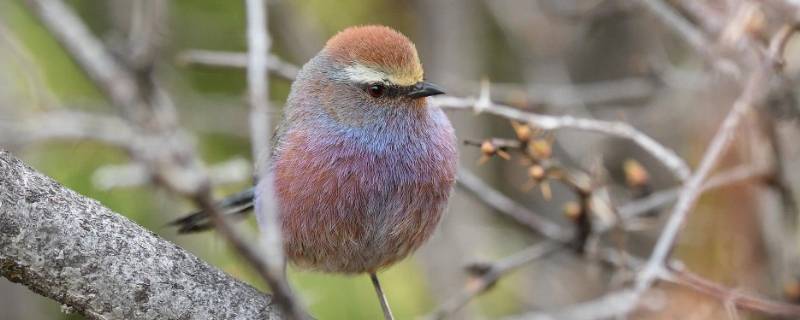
[615,163,768,223]
[432,94,691,182]
[247,0,272,172]
[465,77,659,107]
[638,0,741,77]
[668,266,800,317]
[24,0,143,122]
[457,169,571,241]
[638,0,708,53]
[636,24,796,291]
[505,289,641,320]
[91,157,252,190]
[637,68,768,290]
[0,111,136,147]
[427,241,561,320]
[177,49,299,80]
[244,0,306,318]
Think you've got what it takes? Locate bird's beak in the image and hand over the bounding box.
[407,81,446,99]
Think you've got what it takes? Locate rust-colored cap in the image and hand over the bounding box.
[325,25,423,86]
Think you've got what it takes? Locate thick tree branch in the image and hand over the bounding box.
[0,150,280,319]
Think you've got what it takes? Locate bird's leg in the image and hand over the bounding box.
[369,272,395,320]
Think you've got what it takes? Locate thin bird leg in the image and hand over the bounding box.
[370,272,395,320]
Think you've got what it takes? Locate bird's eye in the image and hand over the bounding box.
[367,83,385,98]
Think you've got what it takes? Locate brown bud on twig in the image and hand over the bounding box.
[563,201,583,221]
[528,139,552,159]
[528,165,546,180]
[511,121,534,143]
[522,165,551,199]
[478,140,511,164]
[623,159,650,188]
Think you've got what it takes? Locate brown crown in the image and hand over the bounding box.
[324,25,423,85]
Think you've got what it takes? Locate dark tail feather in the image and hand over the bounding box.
[167,188,256,233]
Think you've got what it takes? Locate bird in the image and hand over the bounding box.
[170,25,458,319]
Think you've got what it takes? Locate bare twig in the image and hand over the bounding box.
[637,67,768,290]
[638,0,708,53]
[0,111,136,147]
[91,157,252,190]
[427,241,561,320]
[505,289,642,320]
[244,0,305,318]
[432,94,691,182]
[638,0,741,77]
[247,0,271,171]
[177,49,299,80]
[668,266,800,317]
[616,163,768,223]
[457,169,571,241]
[466,130,597,251]
[636,24,796,292]
[466,77,659,107]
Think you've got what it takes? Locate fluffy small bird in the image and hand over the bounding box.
[172,25,457,318]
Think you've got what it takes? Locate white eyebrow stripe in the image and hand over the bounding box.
[343,63,418,86]
[344,64,388,84]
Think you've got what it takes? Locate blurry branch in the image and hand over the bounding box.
[454,145,777,319]
[503,244,800,319]
[0,111,136,147]
[177,49,299,81]
[639,0,740,77]
[24,0,165,125]
[126,0,167,71]
[464,133,599,251]
[426,241,561,320]
[506,289,641,320]
[639,0,708,54]
[25,0,200,193]
[22,0,302,317]
[0,22,58,110]
[668,265,800,317]
[615,163,768,226]
[636,22,798,292]
[244,0,307,319]
[0,150,278,319]
[674,0,726,36]
[91,157,252,190]
[466,77,659,108]
[531,11,800,319]
[246,0,272,183]
[461,5,800,317]
[457,169,570,241]
[431,89,691,181]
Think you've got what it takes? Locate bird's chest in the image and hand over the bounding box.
[274,126,453,215]
[272,120,457,273]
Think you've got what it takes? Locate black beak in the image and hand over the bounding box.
[407,81,446,98]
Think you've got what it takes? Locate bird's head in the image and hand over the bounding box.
[289,25,444,126]
[323,25,444,101]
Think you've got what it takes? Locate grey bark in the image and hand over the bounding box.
[0,150,280,320]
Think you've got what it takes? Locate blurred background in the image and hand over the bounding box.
[2,0,800,319]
